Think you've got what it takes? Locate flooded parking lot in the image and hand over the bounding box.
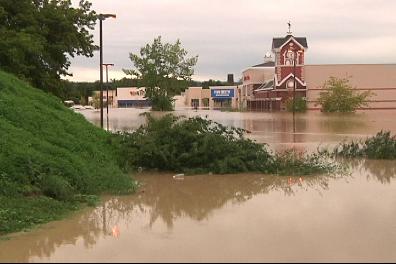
[83,108,396,150]
[1,109,396,262]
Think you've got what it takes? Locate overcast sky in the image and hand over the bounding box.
[67,0,396,82]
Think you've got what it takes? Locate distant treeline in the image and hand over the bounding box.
[60,78,241,103]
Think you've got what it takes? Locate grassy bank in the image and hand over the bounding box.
[0,71,136,235]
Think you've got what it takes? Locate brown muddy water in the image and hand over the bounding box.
[1,109,396,262]
[82,108,396,151]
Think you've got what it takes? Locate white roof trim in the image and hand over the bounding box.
[277,36,306,51]
[277,73,306,86]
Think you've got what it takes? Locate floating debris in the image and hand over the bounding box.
[173,174,185,180]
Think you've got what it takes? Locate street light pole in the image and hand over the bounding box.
[99,18,103,128]
[293,50,297,137]
[98,13,116,129]
[293,50,297,115]
[103,63,114,131]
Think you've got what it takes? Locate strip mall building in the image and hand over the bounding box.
[241,33,396,111]
[184,86,239,109]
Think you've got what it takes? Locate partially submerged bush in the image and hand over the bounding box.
[333,131,396,159]
[273,150,338,176]
[286,97,307,112]
[115,114,337,176]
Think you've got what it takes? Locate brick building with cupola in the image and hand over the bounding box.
[247,31,308,111]
[241,26,396,111]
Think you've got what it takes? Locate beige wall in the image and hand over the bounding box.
[305,64,396,110]
[242,67,274,86]
[241,67,274,108]
[117,87,146,100]
[184,87,210,107]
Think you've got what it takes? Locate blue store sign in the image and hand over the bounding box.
[211,89,235,98]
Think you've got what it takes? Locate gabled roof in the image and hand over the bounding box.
[252,61,275,67]
[272,35,308,49]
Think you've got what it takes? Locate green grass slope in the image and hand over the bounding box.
[0,71,135,235]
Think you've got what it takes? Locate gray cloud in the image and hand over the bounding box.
[68,0,396,82]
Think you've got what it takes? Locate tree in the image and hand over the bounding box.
[123,36,198,111]
[317,77,373,113]
[286,97,307,112]
[0,0,97,96]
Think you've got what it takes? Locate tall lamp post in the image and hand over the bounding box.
[103,63,114,130]
[103,63,114,131]
[98,13,116,129]
[291,49,297,139]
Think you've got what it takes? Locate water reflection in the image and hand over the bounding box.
[345,159,396,184]
[1,157,396,262]
[0,172,341,262]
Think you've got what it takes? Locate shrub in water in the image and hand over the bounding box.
[286,97,307,112]
[115,114,337,176]
[333,131,396,159]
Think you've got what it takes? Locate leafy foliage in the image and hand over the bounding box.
[332,131,396,159]
[123,36,198,111]
[0,0,97,96]
[114,114,337,176]
[317,77,373,112]
[286,96,307,112]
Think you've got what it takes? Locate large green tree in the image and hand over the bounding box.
[124,36,198,111]
[0,0,97,96]
[317,77,373,112]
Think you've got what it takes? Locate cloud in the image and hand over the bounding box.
[68,0,396,82]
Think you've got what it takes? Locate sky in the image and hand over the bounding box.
[67,0,396,82]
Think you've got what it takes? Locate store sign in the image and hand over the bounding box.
[211,89,234,98]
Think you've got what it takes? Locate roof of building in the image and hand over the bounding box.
[272,35,308,49]
[252,61,275,67]
[263,80,274,89]
[253,80,274,91]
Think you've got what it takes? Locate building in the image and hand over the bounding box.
[250,32,308,111]
[116,87,151,108]
[305,64,396,110]
[241,61,275,109]
[210,86,238,109]
[242,27,396,111]
[184,87,211,108]
[182,86,239,109]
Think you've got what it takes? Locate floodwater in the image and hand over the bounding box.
[1,109,396,262]
[82,108,396,150]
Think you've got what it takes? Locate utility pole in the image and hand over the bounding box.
[98,13,116,129]
[103,63,114,131]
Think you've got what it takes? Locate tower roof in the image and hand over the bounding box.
[272,35,308,49]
